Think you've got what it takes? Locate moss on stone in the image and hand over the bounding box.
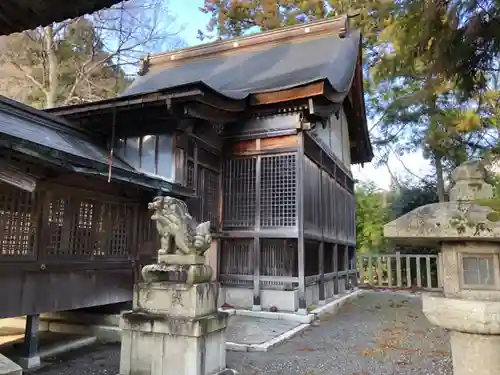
[473,198,500,212]
[487,212,500,222]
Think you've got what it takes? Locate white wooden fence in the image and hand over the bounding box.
[357,252,443,291]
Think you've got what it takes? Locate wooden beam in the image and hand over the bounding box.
[333,243,339,295]
[184,103,240,123]
[194,90,246,113]
[319,241,325,303]
[297,132,306,313]
[19,314,41,368]
[251,82,325,106]
[260,135,297,151]
[253,154,262,309]
[229,140,258,155]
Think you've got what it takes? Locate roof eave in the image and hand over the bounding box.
[45,81,247,119]
[0,0,122,36]
[0,132,193,196]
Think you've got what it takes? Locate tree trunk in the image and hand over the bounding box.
[44,25,58,108]
[435,153,446,202]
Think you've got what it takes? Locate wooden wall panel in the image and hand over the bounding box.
[0,269,133,318]
[228,135,297,155]
[260,135,297,151]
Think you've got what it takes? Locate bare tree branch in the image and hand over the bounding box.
[0,0,183,107]
[9,61,49,97]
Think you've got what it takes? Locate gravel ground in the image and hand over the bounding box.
[226,315,300,344]
[23,291,453,375]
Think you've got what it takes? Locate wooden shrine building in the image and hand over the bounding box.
[0,95,185,320]
[47,15,373,313]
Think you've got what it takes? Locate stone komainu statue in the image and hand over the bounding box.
[148,196,212,257]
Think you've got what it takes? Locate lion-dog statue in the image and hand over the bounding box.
[148,196,212,257]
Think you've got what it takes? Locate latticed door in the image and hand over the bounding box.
[0,183,39,260]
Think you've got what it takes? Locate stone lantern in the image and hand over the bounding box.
[384,161,500,375]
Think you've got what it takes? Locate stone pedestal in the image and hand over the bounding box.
[120,280,233,375]
[384,161,500,375]
[423,295,500,375]
[123,195,235,375]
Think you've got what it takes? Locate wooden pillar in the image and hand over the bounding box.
[333,243,339,295]
[19,314,41,368]
[318,148,325,304]
[318,241,325,303]
[352,246,359,287]
[297,133,306,313]
[345,246,350,289]
[253,154,262,310]
[253,238,261,309]
[216,238,222,283]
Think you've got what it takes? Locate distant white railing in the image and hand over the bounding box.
[357,252,443,291]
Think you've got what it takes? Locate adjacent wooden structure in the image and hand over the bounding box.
[46,15,373,311]
[0,96,185,319]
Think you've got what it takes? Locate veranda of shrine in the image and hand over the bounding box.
[0,14,372,320]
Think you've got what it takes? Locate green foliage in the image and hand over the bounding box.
[382,0,500,95]
[388,182,439,220]
[355,181,389,253]
[198,0,396,46]
[355,179,441,253]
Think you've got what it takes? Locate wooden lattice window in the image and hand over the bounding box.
[260,154,297,227]
[72,200,94,257]
[44,196,134,259]
[201,167,219,231]
[0,183,38,259]
[222,158,256,229]
[110,204,134,257]
[219,239,253,287]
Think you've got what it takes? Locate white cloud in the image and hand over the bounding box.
[352,150,432,190]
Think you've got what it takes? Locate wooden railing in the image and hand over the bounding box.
[357,252,443,291]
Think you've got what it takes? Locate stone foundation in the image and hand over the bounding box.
[120,281,232,375]
[221,278,347,311]
[450,332,500,375]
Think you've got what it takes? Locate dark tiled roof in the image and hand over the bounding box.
[0,96,132,170]
[0,0,121,35]
[123,31,361,100]
[0,95,188,195]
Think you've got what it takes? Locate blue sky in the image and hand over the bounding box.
[172,1,210,47]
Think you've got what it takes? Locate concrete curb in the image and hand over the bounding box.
[225,309,315,324]
[226,323,310,352]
